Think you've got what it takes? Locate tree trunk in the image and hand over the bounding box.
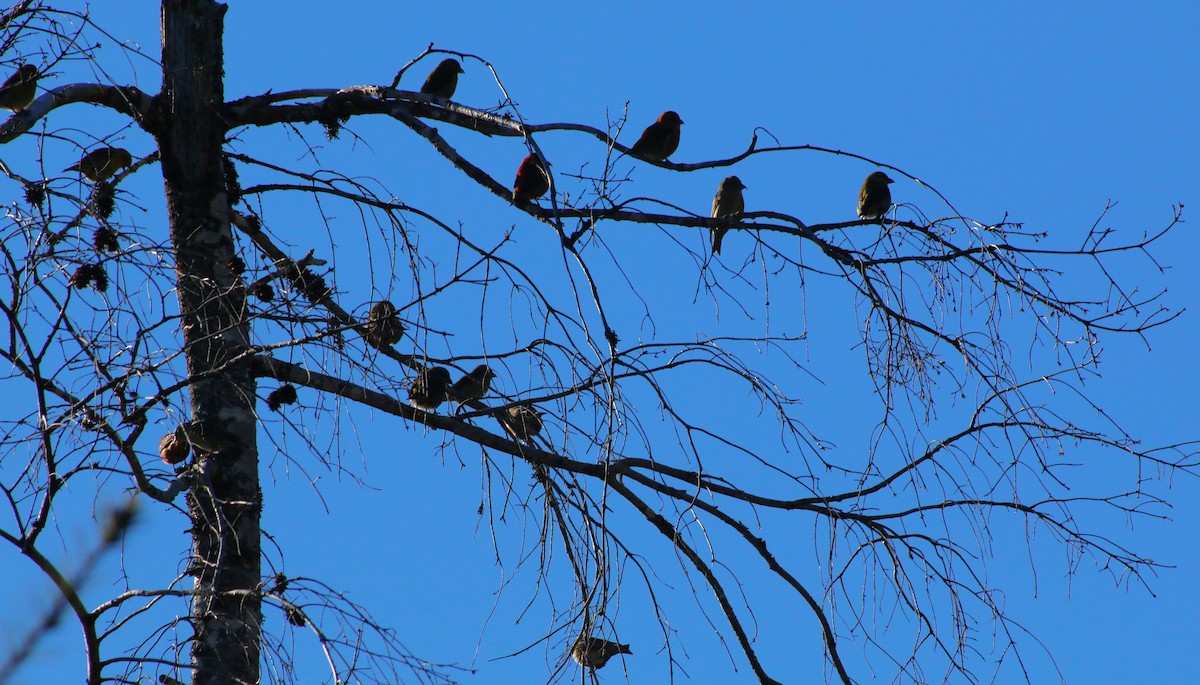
[158,3,260,685]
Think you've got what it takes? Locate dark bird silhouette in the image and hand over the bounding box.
[420,58,464,99]
[512,153,550,204]
[409,366,453,411]
[502,404,543,443]
[629,110,683,162]
[450,364,496,404]
[362,300,404,347]
[710,175,746,255]
[0,64,38,111]
[64,147,133,182]
[571,635,632,670]
[857,171,894,221]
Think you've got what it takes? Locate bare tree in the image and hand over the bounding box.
[0,2,1193,685]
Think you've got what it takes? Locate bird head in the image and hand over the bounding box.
[441,58,464,74]
[659,110,683,125]
[17,64,38,79]
[429,367,453,385]
[471,364,496,380]
[724,175,746,190]
[870,171,894,185]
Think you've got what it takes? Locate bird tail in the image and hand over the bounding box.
[712,229,724,255]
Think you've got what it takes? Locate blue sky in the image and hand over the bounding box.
[1,2,1197,684]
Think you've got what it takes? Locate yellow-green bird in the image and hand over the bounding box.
[710,175,746,255]
[502,403,543,443]
[0,64,39,112]
[571,635,632,670]
[64,147,133,182]
[419,58,463,99]
[449,364,496,404]
[857,171,894,221]
[362,300,404,347]
[409,366,453,411]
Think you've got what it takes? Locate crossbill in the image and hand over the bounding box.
[409,366,453,411]
[629,111,682,162]
[450,364,496,404]
[158,426,190,465]
[512,153,550,204]
[64,147,133,182]
[362,300,404,347]
[857,171,894,221]
[502,403,543,443]
[571,635,632,670]
[0,64,38,111]
[710,175,746,255]
[420,58,464,100]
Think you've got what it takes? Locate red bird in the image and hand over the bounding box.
[629,111,683,162]
[512,153,550,204]
[420,58,464,99]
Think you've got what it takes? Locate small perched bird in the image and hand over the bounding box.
[0,64,38,111]
[64,147,133,183]
[409,366,453,411]
[629,110,683,162]
[449,364,496,404]
[158,426,190,465]
[710,175,746,255]
[571,635,632,670]
[857,171,894,221]
[512,153,550,204]
[420,58,464,99]
[362,300,404,347]
[502,403,543,443]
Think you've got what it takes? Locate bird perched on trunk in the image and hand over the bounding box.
[629,110,683,162]
[571,635,632,670]
[158,425,190,465]
[710,175,746,255]
[502,403,543,443]
[409,366,453,411]
[362,300,404,347]
[512,153,550,205]
[0,64,39,111]
[64,147,133,183]
[857,171,894,221]
[420,58,464,99]
[449,364,496,404]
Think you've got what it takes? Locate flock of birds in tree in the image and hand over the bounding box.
[0,55,898,672]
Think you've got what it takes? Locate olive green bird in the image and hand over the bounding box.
[0,64,39,112]
[65,147,133,182]
[710,175,746,255]
[857,171,894,221]
[420,58,464,99]
[571,635,632,670]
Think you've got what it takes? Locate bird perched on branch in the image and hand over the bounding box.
[0,64,39,111]
[512,153,550,204]
[629,110,683,162]
[64,147,133,183]
[362,300,404,347]
[420,58,464,99]
[409,366,453,411]
[857,171,894,221]
[502,403,543,443]
[450,364,496,404]
[571,635,632,670]
[710,175,746,255]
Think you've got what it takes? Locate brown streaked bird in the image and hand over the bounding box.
[571,635,632,670]
[710,175,746,255]
[64,147,133,183]
[502,403,543,443]
[629,110,683,162]
[409,366,453,411]
[857,171,894,221]
[0,64,38,111]
[512,153,550,204]
[450,364,497,404]
[419,58,464,99]
[362,300,404,347]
